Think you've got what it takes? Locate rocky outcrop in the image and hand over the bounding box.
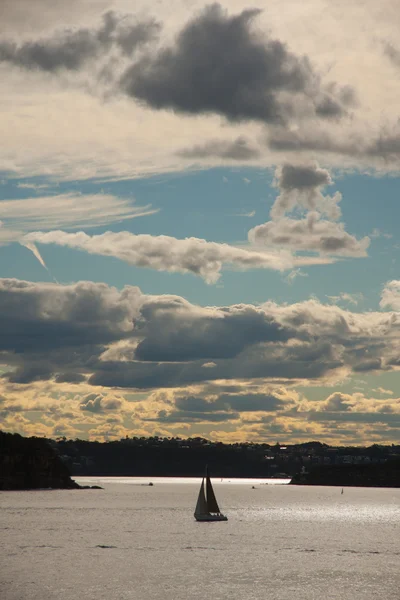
[290,461,400,488]
[0,431,80,490]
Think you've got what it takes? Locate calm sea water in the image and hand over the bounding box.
[1,477,399,600]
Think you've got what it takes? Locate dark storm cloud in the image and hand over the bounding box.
[0,278,141,383]
[54,372,86,384]
[0,11,160,72]
[315,97,345,118]
[367,133,400,159]
[175,396,217,412]
[268,129,347,153]
[279,164,331,191]
[134,304,294,362]
[154,409,239,423]
[0,278,139,352]
[177,137,261,161]
[89,340,341,389]
[121,3,351,124]
[308,411,400,426]
[268,127,400,163]
[5,362,54,384]
[176,393,285,412]
[352,358,383,372]
[384,43,400,68]
[387,356,400,366]
[0,279,397,387]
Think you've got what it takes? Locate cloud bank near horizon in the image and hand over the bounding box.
[0,277,398,443]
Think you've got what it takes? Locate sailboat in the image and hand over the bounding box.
[194,467,228,522]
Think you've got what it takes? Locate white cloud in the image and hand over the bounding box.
[284,268,308,285]
[249,212,370,257]
[16,182,52,190]
[327,292,363,306]
[380,280,400,310]
[0,192,157,233]
[271,162,336,219]
[248,163,370,258]
[233,210,255,218]
[24,229,298,283]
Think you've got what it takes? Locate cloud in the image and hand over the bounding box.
[0,192,157,234]
[176,392,285,413]
[19,241,49,271]
[2,377,399,445]
[176,137,260,160]
[90,295,397,388]
[384,43,400,69]
[268,125,400,166]
[54,372,86,384]
[278,163,332,191]
[327,292,363,306]
[373,387,394,396]
[0,278,398,389]
[121,3,352,124]
[380,280,400,310]
[249,212,370,257]
[352,358,382,372]
[284,268,308,285]
[0,11,160,72]
[233,211,256,218]
[15,166,355,284]
[80,393,123,413]
[153,389,290,425]
[90,340,342,389]
[5,362,55,384]
[133,301,295,362]
[24,230,297,283]
[271,162,339,220]
[154,408,238,423]
[0,278,140,353]
[248,163,369,257]
[320,392,352,412]
[16,182,51,190]
[0,0,109,32]
[308,410,400,426]
[1,1,400,180]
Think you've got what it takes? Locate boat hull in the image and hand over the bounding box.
[194,513,228,522]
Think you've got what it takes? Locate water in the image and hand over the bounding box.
[1,477,399,600]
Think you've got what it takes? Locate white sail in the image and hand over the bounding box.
[194,478,208,517]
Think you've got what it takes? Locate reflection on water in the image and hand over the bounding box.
[75,476,292,486]
[1,478,399,600]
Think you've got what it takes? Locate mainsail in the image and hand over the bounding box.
[194,478,208,516]
[194,467,227,521]
[205,472,220,513]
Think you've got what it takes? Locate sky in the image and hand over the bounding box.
[0,0,399,445]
